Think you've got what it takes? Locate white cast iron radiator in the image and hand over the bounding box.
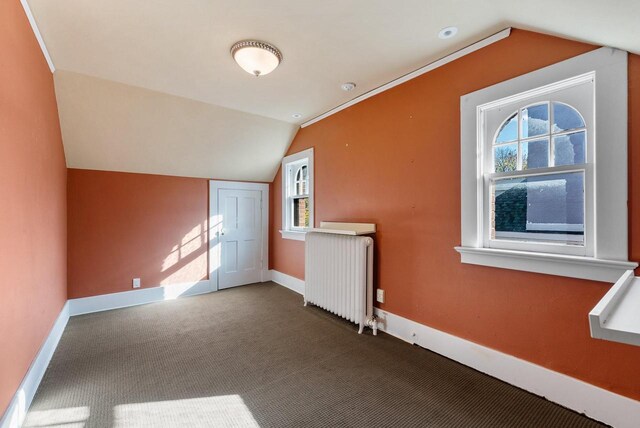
[304,231,377,335]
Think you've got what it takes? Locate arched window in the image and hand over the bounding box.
[488,101,589,253]
[493,102,586,172]
[482,89,595,260]
[458,48,634,281]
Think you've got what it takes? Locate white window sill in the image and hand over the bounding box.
[454,246,638,283]
[280,230,307,241]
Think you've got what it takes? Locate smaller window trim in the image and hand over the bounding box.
[280,148,314,241]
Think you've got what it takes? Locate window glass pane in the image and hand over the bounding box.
[495,112,518,143]
[492,172,584,245]
[294,165,308,195]
[521,104,549,139]
[521,138,548,170]
[553,102,584,132]
[293,197,309,228]
[494,144,518,172]
[554,131,586,166]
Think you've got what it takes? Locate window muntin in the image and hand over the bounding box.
[485,91,593,257]
[492,102,587,174]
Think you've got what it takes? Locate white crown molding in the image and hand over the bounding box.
[269,270,640,427]
[301,28,511,128]
[19,0,55,73]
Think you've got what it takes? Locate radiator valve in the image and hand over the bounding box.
[366,316,379,336]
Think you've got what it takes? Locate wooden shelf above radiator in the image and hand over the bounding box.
[309,222,376,236]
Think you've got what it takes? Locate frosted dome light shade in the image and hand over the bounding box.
[231,41,283,77]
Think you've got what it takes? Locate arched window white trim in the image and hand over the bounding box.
[456,47,637,282]
[280,148,314,240]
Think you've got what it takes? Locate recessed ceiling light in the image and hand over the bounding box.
[438,26,458,39]
[292,113,302,119]
[341,82,356,91]
[230,40,283,77]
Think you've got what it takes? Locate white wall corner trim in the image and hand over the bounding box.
[68,280,212,316]
[269,271,639,427]
[19,0,55,73]
[301,28,511,128]
[0,302,69,428]
[270,270,305,295]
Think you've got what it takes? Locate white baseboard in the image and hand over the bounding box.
[269,270,305,295]
[69,280,212,316]
[1,280,214,426]
[269,270,640,427]
[375,308,640,428]
[0,302,70,428]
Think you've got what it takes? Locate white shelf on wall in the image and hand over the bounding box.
[589,270,640,347]
[309,222,376,236]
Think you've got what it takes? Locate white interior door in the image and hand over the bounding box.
[218,188,263,289]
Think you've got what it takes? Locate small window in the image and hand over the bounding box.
[281,148,314,240]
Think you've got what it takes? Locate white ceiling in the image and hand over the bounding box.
[27,0,640,179]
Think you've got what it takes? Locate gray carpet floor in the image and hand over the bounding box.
[24,282,605,428]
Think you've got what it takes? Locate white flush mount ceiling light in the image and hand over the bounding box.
[438,26,458,39]
[292,113,302,119]
[341,82,356,91]
[231,40,283,77]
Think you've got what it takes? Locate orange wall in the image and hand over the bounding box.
[270,29,640,400]
[67,169,208,298]
[0,0,67,416]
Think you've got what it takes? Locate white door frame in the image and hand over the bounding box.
[209,180,269,291]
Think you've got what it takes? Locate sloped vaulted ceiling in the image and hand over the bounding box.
[54,71,297,181]
[26,0,640,181]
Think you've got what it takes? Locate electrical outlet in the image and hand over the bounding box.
[376,289,385,303]
[132,278,141,288]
